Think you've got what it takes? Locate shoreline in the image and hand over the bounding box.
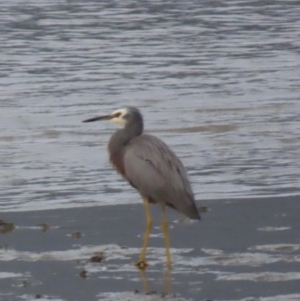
[1,195,300,300]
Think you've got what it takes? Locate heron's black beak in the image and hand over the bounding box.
[82,115,112,123]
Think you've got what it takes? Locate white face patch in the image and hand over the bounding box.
[109,108,128,127]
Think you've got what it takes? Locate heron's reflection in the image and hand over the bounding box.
[137,266,172,294]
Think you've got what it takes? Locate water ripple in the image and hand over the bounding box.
[1,0,300,212]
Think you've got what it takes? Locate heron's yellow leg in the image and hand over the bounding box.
[135,197,152,270]
[161,205,172,269]
[165,267,172,294]
[138,268,150,293]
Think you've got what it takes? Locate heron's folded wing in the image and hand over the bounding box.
[123,134,193,200]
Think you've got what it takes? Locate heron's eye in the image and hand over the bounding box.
[115,112,121,117]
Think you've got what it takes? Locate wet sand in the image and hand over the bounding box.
[1,195,300,301]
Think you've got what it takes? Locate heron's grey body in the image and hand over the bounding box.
[83,107,200,269]
[126,134,199,218]
[106,108,199,219]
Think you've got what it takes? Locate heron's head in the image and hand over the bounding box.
[82,107,143,128]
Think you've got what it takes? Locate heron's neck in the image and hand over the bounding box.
[109,120,143,155]
[124,119,143,140]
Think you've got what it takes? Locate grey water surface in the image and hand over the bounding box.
[1,0,300,211]
[1,197,300,301]
[1,0,300,300]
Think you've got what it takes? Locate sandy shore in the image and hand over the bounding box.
[1,195,300,301]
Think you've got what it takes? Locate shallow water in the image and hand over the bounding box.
[1,0,300,212]
[1,2,300,299]
[1,196,300,301]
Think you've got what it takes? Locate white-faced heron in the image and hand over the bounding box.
[83,107,200,269]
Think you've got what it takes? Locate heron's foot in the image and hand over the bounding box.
[135,259,150,270]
